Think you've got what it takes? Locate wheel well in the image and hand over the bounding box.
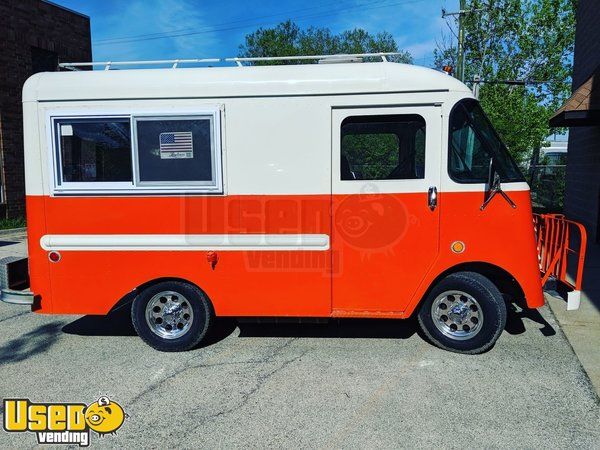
[135,277,205,294]
[422,262,525,306]
[109,277,211,314]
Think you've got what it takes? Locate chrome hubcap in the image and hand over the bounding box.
[431,290,483,340]
[145,291,193,339]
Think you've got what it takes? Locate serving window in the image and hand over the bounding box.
[55,118,132,185]
[51,110,222,194]
[134,116,216,187]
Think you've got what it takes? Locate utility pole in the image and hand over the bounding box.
[472,74,481,98]
[442,0,474,82]
[457,0,466,82]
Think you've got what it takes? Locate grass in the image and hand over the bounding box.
[0,217,26,230]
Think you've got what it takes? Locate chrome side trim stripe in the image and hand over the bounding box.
[40,234,330,251]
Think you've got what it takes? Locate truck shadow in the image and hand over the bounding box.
[61,306,418,343]
[236,318,417,339]
[0,321,63,364]
[62,306,137,337]
[504,302,556,336]
[60,299,555,347]
[61,305,237,348]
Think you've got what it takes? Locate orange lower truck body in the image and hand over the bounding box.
[25,189,544,318]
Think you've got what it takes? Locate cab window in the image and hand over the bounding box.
[448,99,524,183]
[341,114,425,181]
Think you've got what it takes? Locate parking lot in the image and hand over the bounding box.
[1,235,599,448]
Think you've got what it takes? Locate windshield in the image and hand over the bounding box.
[448,99,525,183]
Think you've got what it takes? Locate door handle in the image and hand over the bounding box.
[428,186,438,211]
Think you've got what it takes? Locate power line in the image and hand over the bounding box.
[413,55,436,63]
[95,0,426,47]
[96,0,422,46]
[440,2,484,81]
[96,0,363,44]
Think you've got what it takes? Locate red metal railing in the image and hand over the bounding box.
[533,213,587,291]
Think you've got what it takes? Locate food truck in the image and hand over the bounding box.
[2,53,552,353]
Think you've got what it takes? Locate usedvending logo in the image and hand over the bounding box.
[3,396,127,446]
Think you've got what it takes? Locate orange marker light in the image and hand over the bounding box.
[451,241,465,254]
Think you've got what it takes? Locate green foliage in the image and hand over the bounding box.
[343,134,399,179]
[530,153,566,211]
[239,20,413,178]
[479,85,552,165]
[239,20,412,64]
[0,217,26,230]
[435,0,576,163]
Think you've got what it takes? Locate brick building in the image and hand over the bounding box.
[0,0,91,219]
[550,0,600,244]
[550,0,600,314]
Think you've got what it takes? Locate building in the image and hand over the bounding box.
[550,0,600,315]
[540,135,568,161]
[550,0,600,244]
[0,0,91,219]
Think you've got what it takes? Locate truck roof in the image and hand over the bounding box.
[22,62,471,102]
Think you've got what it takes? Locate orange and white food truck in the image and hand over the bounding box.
[2,54,553,353]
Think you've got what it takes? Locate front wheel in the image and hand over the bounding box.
[417,271,507,354]
[131,281,213,352]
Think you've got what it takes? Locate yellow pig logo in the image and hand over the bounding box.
[84,397,125,435]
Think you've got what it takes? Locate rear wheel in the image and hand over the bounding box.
[417,271,506,354]
[131,281,213,352]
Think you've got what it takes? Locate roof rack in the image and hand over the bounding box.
[58,52,401,71]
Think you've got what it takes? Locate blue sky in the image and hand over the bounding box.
[52,0,459,67]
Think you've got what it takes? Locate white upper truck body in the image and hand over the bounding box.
[23,62,470,101]
[22,62,475,198]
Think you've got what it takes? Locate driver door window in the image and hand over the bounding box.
[340,115,426,181]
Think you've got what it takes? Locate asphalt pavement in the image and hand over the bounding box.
[0,234,599,448]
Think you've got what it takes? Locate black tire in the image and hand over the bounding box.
[131,281,213,352]
[417,271,507,354]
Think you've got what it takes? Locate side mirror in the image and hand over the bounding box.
[485,158,501,199]
[480,157,517,210]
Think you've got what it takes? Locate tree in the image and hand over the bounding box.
[239,21,413,179]
[239,20,412,64]
[435,0,576,165]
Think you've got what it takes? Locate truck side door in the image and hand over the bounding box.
[331,104,442,315]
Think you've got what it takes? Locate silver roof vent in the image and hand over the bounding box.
[318,56,363,64]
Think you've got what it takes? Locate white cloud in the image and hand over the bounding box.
[92,0,220,61]
[325,0,446,65]
[405,39,436,58]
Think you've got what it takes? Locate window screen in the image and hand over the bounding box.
[135,117,215,185]
[55,118,132,183]
[341,115,426,180]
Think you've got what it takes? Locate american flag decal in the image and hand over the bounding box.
[159,131,193,159]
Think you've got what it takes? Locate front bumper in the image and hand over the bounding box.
[1,288,34,305]
[567,290,581,311]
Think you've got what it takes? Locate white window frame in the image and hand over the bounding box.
[48,108,223,195]
[132,114,221,191]
[332,105,442,195]
[51,115,134,192]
